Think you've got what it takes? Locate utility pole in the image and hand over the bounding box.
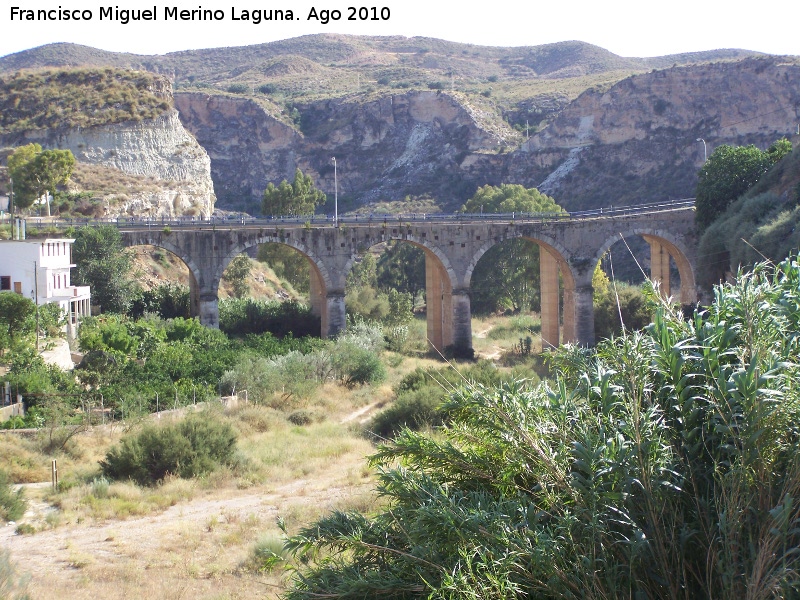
[33,260,39,352]
[332,157,338,227]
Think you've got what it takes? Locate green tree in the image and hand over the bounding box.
[462,183,564,214]
[6,143,40,209]
[72,225,137,314]
[465,184,564,313]
[695,139,791,230]
[7,143,75,215]
[223,255,252,298]
[0,294,35,353]
[262,168,326,217]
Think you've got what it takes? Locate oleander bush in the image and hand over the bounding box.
[283,255,800,599]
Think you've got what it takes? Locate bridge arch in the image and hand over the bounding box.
[221,235,337,337]
[592,228,697,305]
[121,238,206,319]
[343,238,463,353]
[465,233,579,348]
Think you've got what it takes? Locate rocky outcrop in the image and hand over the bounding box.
[1,109,216,218]
[175,56,800,214]
[529,57,800,150]
[508,57,800,208]
[174,93,301,213]
[175,90,515,213]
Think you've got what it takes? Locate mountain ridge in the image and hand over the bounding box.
[0,36,796,216]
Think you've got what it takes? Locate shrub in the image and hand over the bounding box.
[0,549,30,599]
[368,385,445,439]
[287,410,314,426]
[0,471,26,522]
[219,298,319,338]
[332,342,386,387]
[101,412,237,485]
[593,281,653,340]
[283,255,800,600]
[249,533,287,572]
[227,83,250,94]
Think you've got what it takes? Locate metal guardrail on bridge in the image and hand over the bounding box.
[13,198,695,232]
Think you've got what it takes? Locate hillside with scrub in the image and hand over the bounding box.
[1,36,795,215]
[0,68,172,136]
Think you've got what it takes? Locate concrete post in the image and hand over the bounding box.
[324,291,346,338]
[540,248,560,349]
[450,289,472,356]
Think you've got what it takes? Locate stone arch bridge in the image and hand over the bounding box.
[119,201,697,353]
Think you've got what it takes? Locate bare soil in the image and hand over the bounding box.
[3,461,374,599]
[2,397,386,599]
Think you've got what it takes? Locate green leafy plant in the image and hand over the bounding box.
[283,254,800,599]
[0,470,26,522]
[101,411,237,486]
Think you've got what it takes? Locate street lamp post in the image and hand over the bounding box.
[697,138,707,162]
[331,157,338,226]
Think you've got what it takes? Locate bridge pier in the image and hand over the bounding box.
[568,283,595,347]
[198,293,220,328]
[648,239,671,298]
[540,248,561,349]
[324,291,346,338]
[451,289,473,357]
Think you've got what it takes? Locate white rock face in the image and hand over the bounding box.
[4,110,216,218]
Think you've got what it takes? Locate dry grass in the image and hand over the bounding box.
[1,402,381,599]
[0,311,550,598]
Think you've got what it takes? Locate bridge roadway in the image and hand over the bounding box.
[32,199,699,353]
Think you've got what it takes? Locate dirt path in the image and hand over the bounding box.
[2,463,372,599]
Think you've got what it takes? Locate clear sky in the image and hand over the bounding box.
[1,0,798,59]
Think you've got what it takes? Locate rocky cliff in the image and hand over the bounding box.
[175,55,800,213]
[2,40,796,216]
[0,71,216,218]
[510,57,800,209]
[175,90,514,213]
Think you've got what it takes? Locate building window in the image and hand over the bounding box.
[0,276,10,291]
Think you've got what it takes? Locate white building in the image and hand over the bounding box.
[0,238,91,333]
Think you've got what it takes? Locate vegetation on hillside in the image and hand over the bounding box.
[695,138,792,230]
[0,68,171,134]
[0,37,761,138]
[283,254,800,599]
[698,140,799,286]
